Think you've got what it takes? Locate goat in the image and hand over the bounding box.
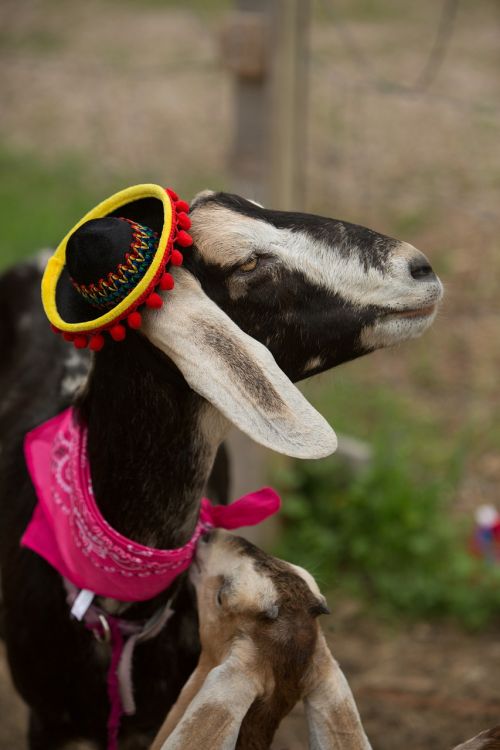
[453,727,500,750]
[151,530,371,750]
[0,188,443,748]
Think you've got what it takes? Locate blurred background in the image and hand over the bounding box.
[1,0,500,748]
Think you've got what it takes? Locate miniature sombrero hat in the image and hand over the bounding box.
[42,183,193,351]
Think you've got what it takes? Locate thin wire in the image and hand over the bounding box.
[413,0,460,91]
[319,0,460,94]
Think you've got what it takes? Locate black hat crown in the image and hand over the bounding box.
[67,217,159,310]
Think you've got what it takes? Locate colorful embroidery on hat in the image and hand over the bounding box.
[70,219,159,310]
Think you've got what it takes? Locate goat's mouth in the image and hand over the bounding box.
[360,299,440,350]
[383,303,437,319]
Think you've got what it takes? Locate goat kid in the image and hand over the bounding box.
[0,189,443,748]
[453,728,500,750]
[152,530,371,750]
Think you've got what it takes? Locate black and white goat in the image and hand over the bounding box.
[0,191,442,749]
[151,529,371,750]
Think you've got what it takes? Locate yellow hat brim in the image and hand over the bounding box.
[41,184,173,333]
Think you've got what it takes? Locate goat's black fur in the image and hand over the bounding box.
[0,194,440,748]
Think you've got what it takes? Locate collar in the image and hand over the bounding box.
[22,407,281,602]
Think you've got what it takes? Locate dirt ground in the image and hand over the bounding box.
[2,599,500,749]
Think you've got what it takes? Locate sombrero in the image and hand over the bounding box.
[42,183,193,351]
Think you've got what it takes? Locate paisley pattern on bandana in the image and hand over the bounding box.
[22,408,280,601]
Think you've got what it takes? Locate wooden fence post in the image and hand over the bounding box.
[220,0,310,544]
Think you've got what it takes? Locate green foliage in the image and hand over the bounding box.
[273,378,500,630]
[0,148,113,272]
[0,146,225,272]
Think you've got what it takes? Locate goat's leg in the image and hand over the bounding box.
[303,632,372,750]
[28,710,100,750]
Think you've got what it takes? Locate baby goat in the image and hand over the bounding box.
[453,727,500,750]
[152,530,371,750]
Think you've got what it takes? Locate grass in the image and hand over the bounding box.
[0,146,226,271]
[273,373,500,630]
[0,149,114,271]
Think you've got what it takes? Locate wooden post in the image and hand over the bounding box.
[221,0,310,209]
[268,0,310,210]
[220,0,310,544]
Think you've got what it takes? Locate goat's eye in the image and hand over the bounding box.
[216,588,224,608]
[238,256,259,273]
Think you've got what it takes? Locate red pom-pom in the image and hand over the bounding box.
[146,292,163,309]
[166,187,179,201]
[110,324,126,342]
[127,311,142,329]
[63,332,75,342]
[50,324,60,334]
[176,230,193,248]
[74,334,88,349]
[89,333,105,352]
[159,272,174,291]
[175,200,190,213]
[170,249,183,266]
[177,212,191,230]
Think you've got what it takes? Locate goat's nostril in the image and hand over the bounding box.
[409,258,435,281]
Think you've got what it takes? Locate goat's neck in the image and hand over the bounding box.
[237,702,289,750]
[79,333,228,548]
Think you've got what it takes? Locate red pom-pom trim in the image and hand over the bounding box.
[176,230,193,248]
[52,185,190,347]
[74,334,88,349]
[89,333,105,351]
[127,311,142,329]
[159,272,174,291]
[177,212,191,230]
[146,292,163,309]
[110,324,126,342]
[170,249,183,266]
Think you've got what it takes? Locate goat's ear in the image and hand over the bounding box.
[143,269,337,459]
[152,651,261,750]
[304,632,372,750]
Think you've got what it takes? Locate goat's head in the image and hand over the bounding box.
[151,529,371,750]
[143,190,442,458]
[191,529,328,695]
[152,532,366,750]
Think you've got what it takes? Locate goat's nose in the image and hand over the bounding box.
[408,253,436,282]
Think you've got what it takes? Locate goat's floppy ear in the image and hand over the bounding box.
[152,653,261,750]
[304,632,372,750]
[143,269,337,459]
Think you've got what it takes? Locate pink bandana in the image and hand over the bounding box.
[22,408,280,602]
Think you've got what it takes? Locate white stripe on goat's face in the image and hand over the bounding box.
[142,191,443,457]
[184,192,443,381]
[191,531,279,631]
[190,530,327,670]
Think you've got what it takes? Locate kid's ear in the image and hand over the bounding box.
[143,269,337,459]
[304,632,372,749]
[152,650,262,750]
